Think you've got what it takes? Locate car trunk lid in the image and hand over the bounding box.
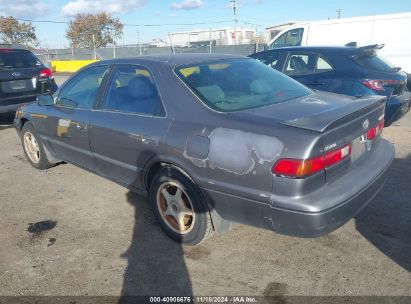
[281,94,385,133]
[236,91,386,181]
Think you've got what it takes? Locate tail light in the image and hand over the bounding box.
[366,116,385,140]
[39,68,53,79]
[272,115,384,178]
[272,144,352,178]
[362,79,398,91]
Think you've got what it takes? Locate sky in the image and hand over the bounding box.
[0,0,410,48]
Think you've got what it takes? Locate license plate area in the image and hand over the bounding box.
[9,80,26,90]
[351,134,370,162]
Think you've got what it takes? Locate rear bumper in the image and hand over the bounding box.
[385,92,411,126]
[0,94,38,114]
[0,101,33,114]
[202,139,394,237]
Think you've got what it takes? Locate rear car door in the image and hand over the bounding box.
[41,65,110,170]
[283,52,336,92]
[89,64,171,190]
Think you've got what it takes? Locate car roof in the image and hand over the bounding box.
[95,53,247,67]
[0,43,29,51]
[258,46,356,53]
[253,45,384,55]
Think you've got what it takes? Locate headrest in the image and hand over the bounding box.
[250,79,272,95]
[197,85,225,104]
[290,56,305,70]
[128,77,155,99]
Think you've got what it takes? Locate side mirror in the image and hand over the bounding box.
[37,94,54,106]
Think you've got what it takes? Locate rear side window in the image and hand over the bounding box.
[0,50,41,69]
[176,59,311,112]
[356,54,395,72]
[284,53,333,76]
[101,65,165,116]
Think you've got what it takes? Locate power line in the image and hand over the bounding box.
[0,16,233,27]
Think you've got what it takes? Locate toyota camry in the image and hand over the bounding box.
[14,54,394,245]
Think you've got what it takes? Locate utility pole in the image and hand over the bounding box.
[209,27,212,54]
[137,29,142,56]
[112,28,116,59]
[230,0,238,45]
[255,24,258,53]
[337,8,342,19]
[92,34,96,60]
[113,39,116,59]
[168,33,175,54]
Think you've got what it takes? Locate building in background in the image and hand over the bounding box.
[168,27,257,47]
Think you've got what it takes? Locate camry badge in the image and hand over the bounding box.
[11,72,21,77]
[362,119,369,130]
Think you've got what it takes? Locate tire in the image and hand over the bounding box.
[149,167,214,245]
[21,122,53,170]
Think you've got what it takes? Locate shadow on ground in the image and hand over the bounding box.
[119,191,192,300]
[356,153,411,272]
[0,113,14,130]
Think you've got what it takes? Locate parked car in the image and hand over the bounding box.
[266,12,411,87]
[249,45,411,126]
[14,54,394,245]
[0,45,57,114]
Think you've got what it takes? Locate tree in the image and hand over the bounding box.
[0,16,37,47]
[66,13,123,48]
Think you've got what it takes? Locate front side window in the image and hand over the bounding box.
[101,65,165,116]
[252,52,281,70]
[285,28,304,47]
[56,65,109,109]
[271,32,287,48]
[176,59,311,112]
[271,28,304,49]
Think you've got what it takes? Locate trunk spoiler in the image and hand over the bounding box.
[281,95,386,133]
[350,44,385,58]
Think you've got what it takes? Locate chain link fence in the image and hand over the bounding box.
[35,43,267,66]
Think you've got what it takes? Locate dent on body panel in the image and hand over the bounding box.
[184,127,284,175]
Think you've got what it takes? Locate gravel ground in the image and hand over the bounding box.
[0,77,410,296]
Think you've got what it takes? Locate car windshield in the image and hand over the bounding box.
[175,58,311,112]
[356,53,396,72]
[0,50,41,69]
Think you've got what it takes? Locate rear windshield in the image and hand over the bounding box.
[175,59,311,112]
[0,50,42,69]
[356,53,396,72]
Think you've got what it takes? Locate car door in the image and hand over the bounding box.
[41,65,111,170]
[283,52,335,92]
[88,64,172,190]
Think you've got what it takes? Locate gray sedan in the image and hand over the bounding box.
[14,54,394,245]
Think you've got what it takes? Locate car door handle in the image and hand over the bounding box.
[76,122,87,131]
[142,135,158,146]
